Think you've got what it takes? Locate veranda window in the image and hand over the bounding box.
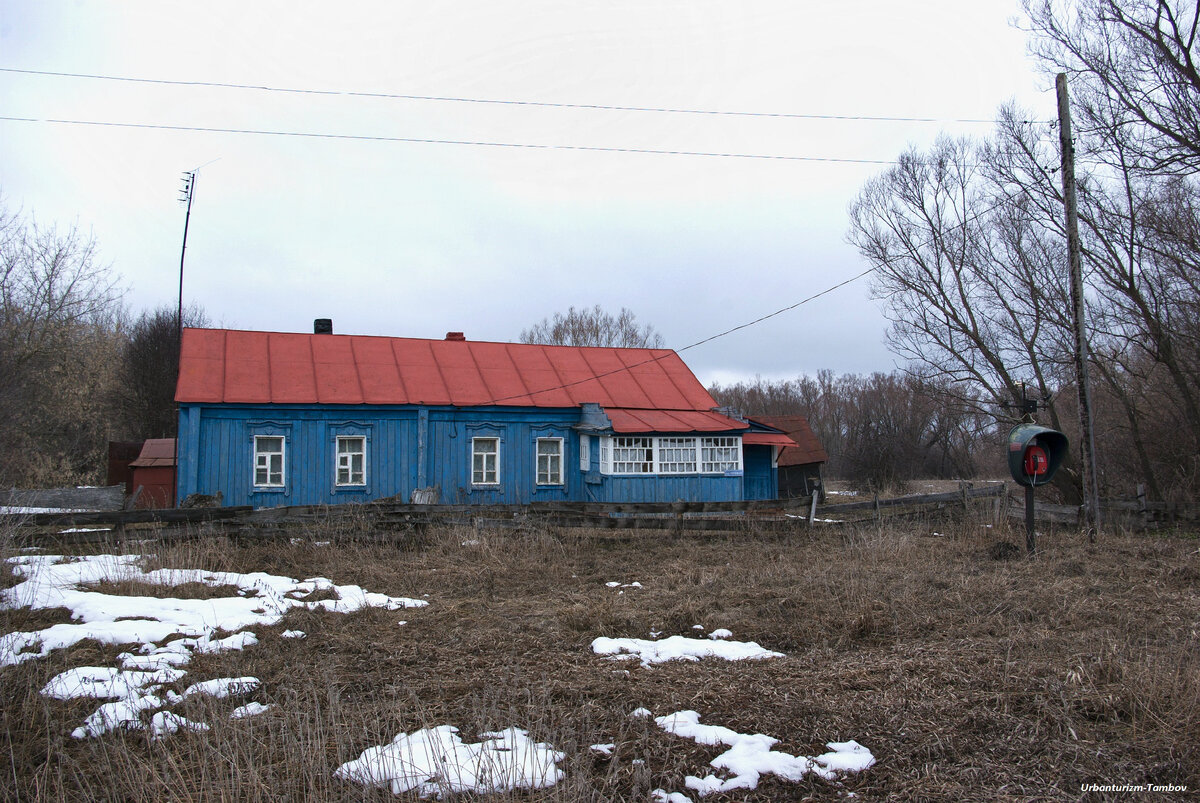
[701,437,741,473]
[657,437,698,473]
[611,436,654,474]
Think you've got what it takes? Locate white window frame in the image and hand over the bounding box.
[657,437,698,474]
[598,435,743,475]
[701,436,743,473]
[610,436,655,475]
[253,435,286,488]
[536,437,564,486]
[335,435,366,486]
[472,437,500,486]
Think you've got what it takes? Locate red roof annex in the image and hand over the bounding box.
[750,415,828,465]
[176,328,746,434]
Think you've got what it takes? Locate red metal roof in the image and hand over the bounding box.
[606,408,747,433]
[750,415,828,465]
[175,330,733,426]
[130,438,176,468]
[742,431,797,448]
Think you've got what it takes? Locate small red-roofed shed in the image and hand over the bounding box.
[129,438,177,509]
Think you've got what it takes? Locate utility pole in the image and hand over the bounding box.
[177,170,196,357]
[1056,73,1102,540]
[174,172,196,506]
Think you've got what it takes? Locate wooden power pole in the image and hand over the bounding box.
[1056,73,1102,539]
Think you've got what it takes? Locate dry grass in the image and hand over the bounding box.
[1,512,1198,801]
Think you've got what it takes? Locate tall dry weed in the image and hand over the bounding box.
[1,511,1197,799]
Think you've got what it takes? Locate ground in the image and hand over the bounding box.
[1,510,1197,801]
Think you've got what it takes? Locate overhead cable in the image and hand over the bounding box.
[0,115,897,163]
[0,67,1039,125]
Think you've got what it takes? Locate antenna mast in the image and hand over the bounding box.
[177,171,196,354]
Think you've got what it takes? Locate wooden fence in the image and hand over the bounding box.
[1006,496,1200,529]
[0,485,124,512]
[1,485,1008,544]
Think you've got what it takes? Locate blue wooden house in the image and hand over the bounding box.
[174,325,794,507]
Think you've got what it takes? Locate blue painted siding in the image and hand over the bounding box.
[587,475,743,503]
[177,403,770,507]
[743,445,777,500]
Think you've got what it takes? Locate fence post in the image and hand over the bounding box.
[807,491,818,528]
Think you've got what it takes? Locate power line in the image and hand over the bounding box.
[1,67,1034,125]
[677,269,873,353]
[483,268,875,405]
[482,189,1026,406]
[0,115,897,164]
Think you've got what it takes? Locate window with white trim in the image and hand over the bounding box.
[657,437,698,474]
[254,436,285,487]
[472,437,499,485]
[579,434,590,472]
[536,438,563,485]
[701,436,742,473]
[597,435,742,475]
[336,436,366,486]
[611,436,654,474]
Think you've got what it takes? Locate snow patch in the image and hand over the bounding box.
[591,635,783,667]
[655,710,874,796]
[334,726,564,798]
[4,552,425,740]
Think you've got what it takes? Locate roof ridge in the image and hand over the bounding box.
[185,326,681,354]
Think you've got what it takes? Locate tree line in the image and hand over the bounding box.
[841,0,1200,501]
[708,372,998,493]
[0,202,204,487]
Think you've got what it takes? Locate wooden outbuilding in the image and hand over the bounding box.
[174,325,796,507]
[748,415,828,500]
[129,438,177,509]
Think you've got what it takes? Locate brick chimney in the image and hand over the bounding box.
[444,331,466,341]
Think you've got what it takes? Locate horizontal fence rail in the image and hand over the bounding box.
[1005,497,1200,529]
[0,485,124,512]
[1,484,1011,544]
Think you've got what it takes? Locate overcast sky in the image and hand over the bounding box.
[0,1,1053,387]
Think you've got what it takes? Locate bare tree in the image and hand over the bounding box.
[0,203,124,485]
[847,135,1075,429]
[709,370,993,489]
[116,303,209,440]
[849,91,1200,497]
[1025,0,1200,173]
[520,305,665,348]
